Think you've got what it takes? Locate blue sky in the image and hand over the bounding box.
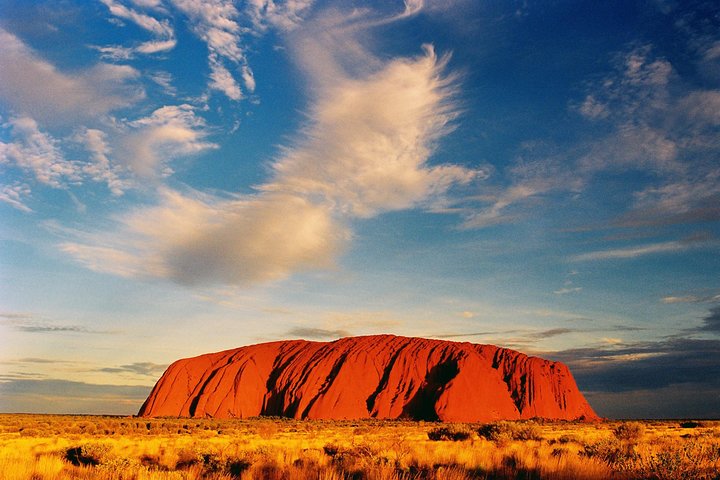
[1,0,719,418]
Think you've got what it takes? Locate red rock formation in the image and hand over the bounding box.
[139,335,598,421]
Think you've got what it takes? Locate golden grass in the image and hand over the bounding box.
[0,414,718,479]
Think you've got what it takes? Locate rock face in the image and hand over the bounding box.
[139,335,598,422]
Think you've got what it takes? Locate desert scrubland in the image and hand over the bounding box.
[1,414,718,479]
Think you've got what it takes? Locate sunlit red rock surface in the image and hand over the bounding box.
[139,335,598,422]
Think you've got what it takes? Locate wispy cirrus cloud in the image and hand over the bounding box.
[0,312,34,321]
[570,241,686,262]
[120,104,218,177]
[0,28,143,123]
[286,327,351,340]
[263,45,474,218]
[698,306,720,334]
[1,116,152,202]
[0,182,32,212]
[0,116,80,189]
[99,0,176,59]
[575,44,720,227]
[534,327,575,339]
[463,37,720,243]
[433,326,576,342]
[60,189,349,285]
[0,379,151,415]
[75,128,130,196]
[15,324,116,335]
[0,29,149,203]
[98,362,167,377]
[0,312,115,335]
[459,145,583,229]
[15,358,59,364]
[97,0,316,100]
[570,234,715,262]
[554,287,582,295]
[661,293,720,304]
[246,0,315,32]
[61,3,477,287]
[169,0,252,100]
[546,337,720,398]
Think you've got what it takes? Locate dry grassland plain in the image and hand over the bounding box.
[0,414,718,479]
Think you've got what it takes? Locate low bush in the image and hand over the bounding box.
[65,443,112,466]
[427,426,473,441]
[174,448,251,477]
[477,421,542,442]
[679,420,704,429]
[613,422,645,443]
[581,439,639,472]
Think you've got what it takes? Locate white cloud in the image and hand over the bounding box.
[580,123,681,174]
[171,0,243,60]
[371,0,426,26]
[572,47,681,176]
[241,65,256,93]
[578,95,609,119]
[62,189,350,285]
[0,117,80,188]
[554,287,582,295]
[130,0,164,7]
[0,118,137,197]
[462,183,544,228]
[148,71,177,96]
[101,0,172,37]
[246,0,315,31]
[661,295,700,304]
[61,6,476,287]
[60,242,154,279]
[678,90,720,125]
[264,45,475,217]
[402,0,425,16]
[0,28,144,123]
[467,43,720,231]
[99,0,176,56]
[623,48,672,87]
[661,293,720,304]
[76,129,130,196]
[135,38,177,54]
[95,46,135,61]
[169,0,254,99]
[461,156,582,228]
[0,104,217,199]
[0,183,32,213]
[703,40,720,62]
[630,171,720,217]
[121,104,218,177]
[208,54,243,100]
[571,241,686,262]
